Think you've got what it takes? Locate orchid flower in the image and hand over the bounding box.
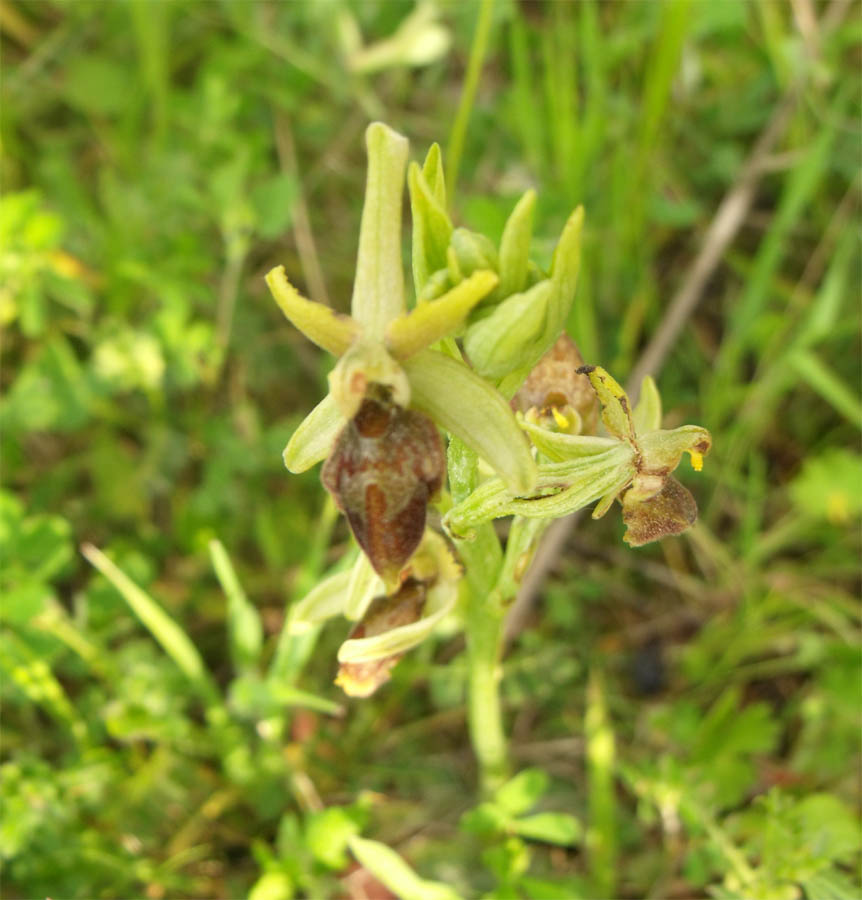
[446,366,712,546]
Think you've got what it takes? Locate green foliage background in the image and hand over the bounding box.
[1,1,860,898]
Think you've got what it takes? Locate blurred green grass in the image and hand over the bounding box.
[1,1,860,898]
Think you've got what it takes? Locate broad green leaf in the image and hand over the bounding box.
[404,349,537,494]
[351,123,409,336]
[306,807,361,869]
[510,812,582,846]
[495,768,549,816]
[283,393,346,474]
[347,835,463,900]
[265,266,357,356]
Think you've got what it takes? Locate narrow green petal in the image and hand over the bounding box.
[283,393,346,473]
[265,266,358,356]
[498,189,536,298]
[444,447,634,535]
[633,376,662,433]
[403,349,537,494]
[352,123,409,337]
[578,365,638,444]
[386,270,498,359]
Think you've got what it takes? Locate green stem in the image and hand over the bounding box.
[445,0,494,207]
[448,435,509,794]
[458,522,508,796]
[465,578,508,796]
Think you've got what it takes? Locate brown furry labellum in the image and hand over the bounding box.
[335,578,427,697]
[622,476,698,546]
[321,386,445,582]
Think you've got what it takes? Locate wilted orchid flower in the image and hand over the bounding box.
[266,123,536,581]
[288,530,461,697]
[510,334,598,436]
[446,365,711,546]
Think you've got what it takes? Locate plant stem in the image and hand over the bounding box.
[448,435,509,794]
[465,578,508,796]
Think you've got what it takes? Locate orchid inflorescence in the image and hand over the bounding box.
[266,122,711,697]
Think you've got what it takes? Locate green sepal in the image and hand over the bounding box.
[633,375,662,433]
[351,123,409,338]
[422,142,447,208]
[283,393,346,473]
[463,279,555,379]
[444,446,634,536]
[408,160,453,295]
[549,205,584,311]
[416,267,453,303]
[517,417,619,463]
[497,189,536,299]
[403,349,537,495]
